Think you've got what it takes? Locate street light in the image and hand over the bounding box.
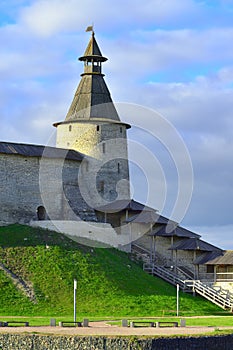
[74,279,77,323]
[177,284,179,317]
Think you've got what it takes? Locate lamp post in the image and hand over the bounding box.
[176,284,179,317]
[74,279,77,323]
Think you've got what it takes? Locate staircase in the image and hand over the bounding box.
[131,244,168,265]
[186,279,233,311]
[131,244,151,264]
[143,262,233,312]
[132,243,233,312]
[143,263,189,291]
[177,265,194,279]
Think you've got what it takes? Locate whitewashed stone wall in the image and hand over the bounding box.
[56,121,130,205]
[30,220,131,252]
[56,121,127,157]
[0,154,96,223]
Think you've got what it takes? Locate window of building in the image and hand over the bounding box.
[207,265,214,273]
[69,125,72,132]
[120,127,122,133]
[97,125,100,131]
[102,142,106,153]
[118,162,120,173]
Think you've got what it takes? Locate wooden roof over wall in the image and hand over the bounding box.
[205,250,233,265]
[0,141,84,161]
[150,225,200,238]
[96,199,156,213]
[169,238,221,252]
[125,211,169,224]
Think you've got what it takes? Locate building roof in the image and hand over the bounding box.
[204,250,233,265]
[125,211,169,224]
[150,225,200,238]
[169,238,221,252]
[96,199,156,214]
[79,32,107,61]
[193,250,224,265]
[0,141,84,161]
[54,32,125,126]
[64,76,121,123]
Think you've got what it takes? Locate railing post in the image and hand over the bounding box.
[192,281,195,296]
[143,257,233,311]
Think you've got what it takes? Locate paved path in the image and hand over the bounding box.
[0,322,233,336]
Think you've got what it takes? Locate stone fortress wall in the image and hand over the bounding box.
[0,153,96,224]
[0,334,232,350]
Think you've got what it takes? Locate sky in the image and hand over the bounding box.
[0,0,233,248]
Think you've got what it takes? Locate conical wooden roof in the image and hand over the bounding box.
[79,32,106,61]
[65,33,120,123]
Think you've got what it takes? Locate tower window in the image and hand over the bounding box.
[120,127,122,133]
[97,125,100,131]
[69,125,72,132]
[100,181,104,192]
[102,143,106,153]
[118,162,120,174]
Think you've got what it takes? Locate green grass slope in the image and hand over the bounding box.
[0,224,223,317]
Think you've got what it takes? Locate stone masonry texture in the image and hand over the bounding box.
[0,154,96,223]
[0,334,233,350]
[56,121,130,204]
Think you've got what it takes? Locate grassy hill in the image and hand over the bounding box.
[0,224,223,317]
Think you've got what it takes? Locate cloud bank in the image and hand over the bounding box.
[0,0,233,247]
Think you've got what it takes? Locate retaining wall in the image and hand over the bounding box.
[0,334,233,350]
[30,220,131,251]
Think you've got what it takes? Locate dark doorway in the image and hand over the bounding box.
[37,206,46,220]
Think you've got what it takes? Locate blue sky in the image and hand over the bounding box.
[1,0,233,248]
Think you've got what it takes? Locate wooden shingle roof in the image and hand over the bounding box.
[79,32,107,61]
[205,250,233,265]
[55,32,123,125]
[96,199,156,214]
[125,211,169,224]
[0,141,84,161]
[193,250,224,265]
[169,238,221,252]
[149,225,200,238]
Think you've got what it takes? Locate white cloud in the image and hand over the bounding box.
[19,0,82,37]
[18,0,202,37]
[103,27,233,86]
[0,0,233,246]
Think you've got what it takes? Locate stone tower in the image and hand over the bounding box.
[54,31,131,208]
